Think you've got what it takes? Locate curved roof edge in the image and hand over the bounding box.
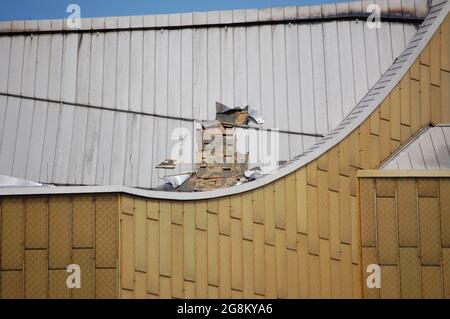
[0,0,448,201]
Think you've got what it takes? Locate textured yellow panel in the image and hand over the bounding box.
[420,65,431,126]
[285,174,297,250]
[349,167,357,196]
[231,289,243,299]
[25,198,47,249]
[230,218,242,291]
[72,196,94,249]
[377,197,398,265]
[1,198,24,270]
[341,243,353,299]
[331,259,342,299]
[317,170,330,239]
[146,200,159,220]
[317,153,327,171]
[254,224,265,295]
[328,146,340,191]
[349,129,360,167]
[135,271,147,299]
[308,254,320,299]
[159,202,171,277]
[171,202,183,225]
[274,179,286,230]
[380,266,400,299]
[243,239,254,298]
[184,281,196,299]
[352,264,362,298]
[24,250,47,298]
[218,197,230,235]
[360,178,376,246]
[329,191,340,260]
[219,234,231,298]
[297,234,309,298]
[121,195,134,214]
[397,179,418,247]
[391,139,401,153]
[263,184,275,244]
[421,266,443,299]
[306,161,317,186]
[442,16,450,71]
[48,270,70,299]
[307,185,319,254]
[441,179,450,247]
[121,213,134,290]
[172,224,183,299]
[1,271,23,298]
[296,168,308,234]
[96,269,117,299]
[241,192,253,240]
[195,229,207,298]
[207,213,219,286]
[287,249,299,298]
[390,85,401,142]
[183,202,195,281]
[369,134,380,168]
[208,285,219,298]
[207,199,218,214]
[340,176,351,244]
[351,195,359,264]
[399,248,421,298]
[431,85,441,123]
[265,244,277,298]
[369,111,380,135]
[49,197,71,269]
[443,249,450,298]
[410,79,421,133]
[441,71,450,122]
[134,199,147,272]
[147,219,159,294]
[360,121,370,169]
[410,58,420,80]
[95,195,118,268]
[275,229,287,298]
[195,201,207,230]
[319,239,331,298]
[379,96,390,120]
[418,179,439,197]
[420,40,430,65]
[430,32,441,86]
[400,75,411,125]
[230,194,242,219]
[121,289,134,299]
[400,124,411,144]
[339,138,350,176]
[376,178,396,197]
[362,247,379,299]
[380,119,391,161]
[160,276,171,299]
[419,197,441,265]
[253,188,264,224]
[71,249,95,299]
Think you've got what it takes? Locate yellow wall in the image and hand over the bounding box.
[0,195,119,298]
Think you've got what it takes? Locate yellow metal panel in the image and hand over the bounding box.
[380,266,400,299]
[287,249,299,298]
[418,197,441,265]
[420,65,431,126]
[263,184,275,244]
[331,259,342,299]
[285,174,297,250]
[134,199,147,272]
[207,199,218,214]
[340,176,351,244]
[218,197,230,235]
[25,198,47,249]
[253,188,264,224]
[362,247,379,299]
[297,234,309,298]
[195,201,207,230]
[360,122,370,169]
[71,249,95,299]
[319,239,331,298]
[349,129,360,167]
[230,194,242,219]
[351,195,359,264]
[159,276,171,299]
[420,40,430,65]
[171,224,184,299]
[195,229,207,298]
[242,239,254,298]
[442,16,450,71]
[307,185,319,254]
[183,202,195,281]
[317,153,328,171]
[120,213,134,290]
[441,179,450,247]
[441,71,450,122]
[95,195,118,268]
[360,178,376,246]
[49,197,71,269]
[317,170,330,239]
[349,166,357,196]
[390,85,401,142]
[376,178,396,197]
[296,168,308,234]
[121,289,134,299]
[241,192,253,240]
[306,161,317,186]
[159,202,171,277]
[329,191,340,260]
[184,281,196,299]
[410,79,421,133]
[377,197,398,265]
[369,134,380,168]
[121,195,134,214]
[369,110,380,135]
[230,218,242,291]
[135,271,147,299]
[208,285,219,298]
[380,96,390,120]
[146,200,159,220]
[341,243,353,298]
[380,119,391,160]
[308,254,320,299]
[431,85,441,124]
[96,269,117,299]
[400,124,411,144]
[219,234,231,298]
[147,219,159,294]
[410,58,420,80]
[399,248,421,298]
[1,198,24,270]
[274,179,286,229]
[265,244,277,298]
[207,213,219,286]
[171,202,183,225]
[254,224,265,295]
[397,179,418,247]
[430,32,441,86]
[390,139,400,153]
[72,196,94,249]
[328,146,340,191]
[339,138,350,176]
[443,249,450,298]
[352,264,362,298]
[24,250,47,298]
[275,229,287,298]
[421,266,443,299]
[1,271,23,298]
[48,270,70,299]
[400,75,411,125]
[418,178,439,197]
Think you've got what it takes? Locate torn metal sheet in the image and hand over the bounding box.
[0,175,42,187]
[155,159,176,169]
[248,106,264,125]
[161,172,192,188]
[201,120,222,129]
[215,102,249,125]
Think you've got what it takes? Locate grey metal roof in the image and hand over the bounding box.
[381,126,450,170]
[0,0,433,189]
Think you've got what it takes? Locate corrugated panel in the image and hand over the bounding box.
[95,195,118,268]
[1,198,24,270]
[24,250,47,298]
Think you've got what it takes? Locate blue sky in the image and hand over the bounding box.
[0,0,348,21]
